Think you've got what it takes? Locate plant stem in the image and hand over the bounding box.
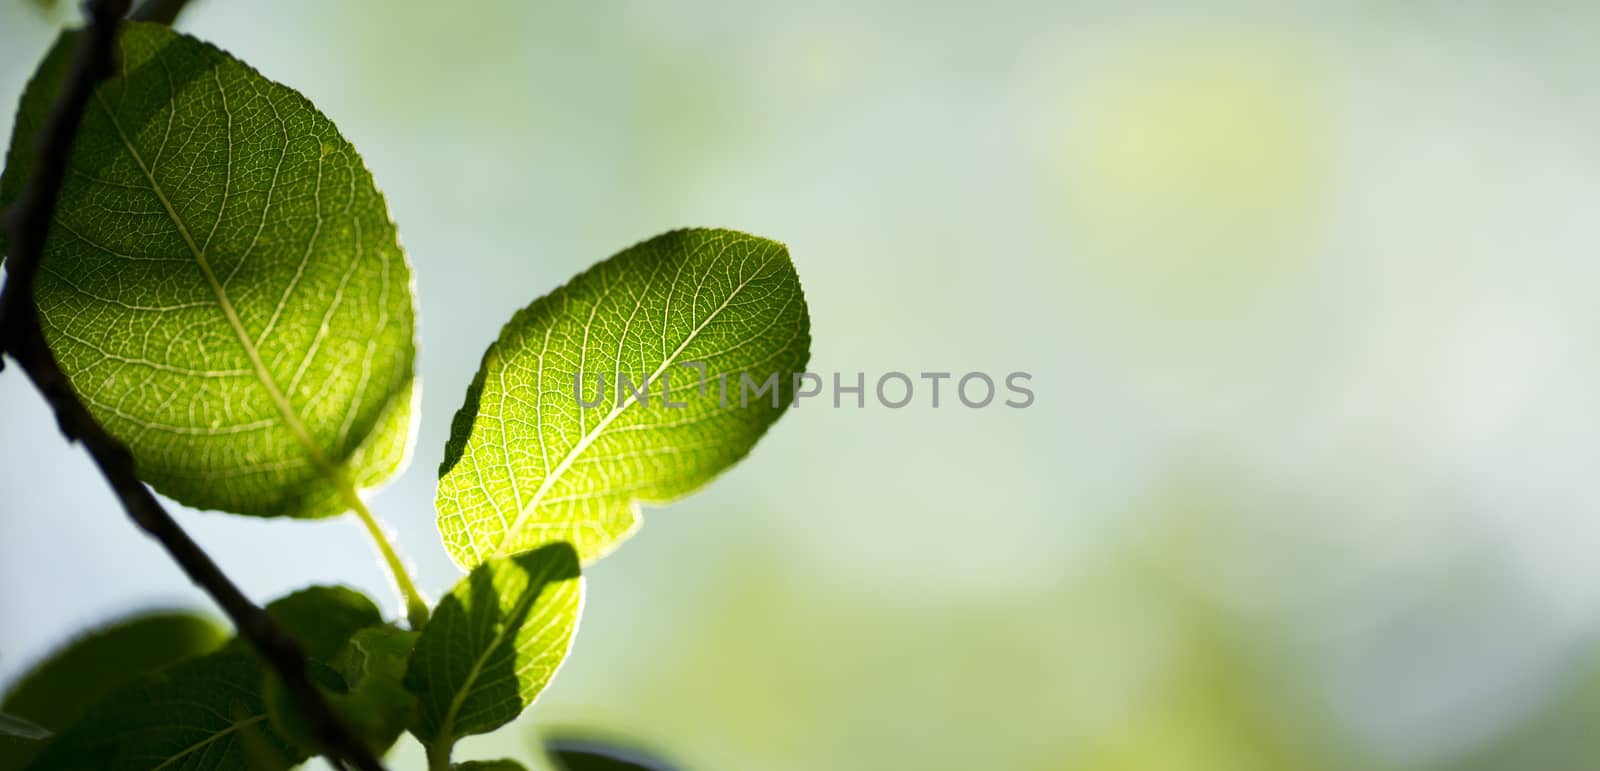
[341,484,430,629]
[0,3,387,769]
[426,739,453,771]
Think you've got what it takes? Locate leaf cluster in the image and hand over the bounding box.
[1,18,809,771]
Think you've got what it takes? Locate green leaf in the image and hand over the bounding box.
[258,585,383,660]
[404,544,583,746]
[265,625,419,756]
[0,712,50,741]
[331,626,419,752]
[260,659,345,757]
[0,21,417,519]
[436,229,810,566]
[545,738,679,771]
[0,611,226,770]
[454,762,529,771]
[22,652,303,771]
[235,586,404,757]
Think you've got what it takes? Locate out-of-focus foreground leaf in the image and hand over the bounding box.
[21,652,304,771]
[546,736,681,771]
[17,586,389,770]
[0,610,225,770]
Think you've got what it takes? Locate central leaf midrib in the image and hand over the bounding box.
[93,92,343,485]
[491,257,767,557]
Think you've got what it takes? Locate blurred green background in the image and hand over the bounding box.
[5,1,1600,769]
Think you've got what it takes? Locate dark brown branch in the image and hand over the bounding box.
[0,3,386,770]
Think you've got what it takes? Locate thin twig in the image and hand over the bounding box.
[0,3,386,770]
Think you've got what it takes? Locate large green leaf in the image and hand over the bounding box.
[22,652,303,771]
[0,610,226,770]
[404,544,582,747]
[0,22,416,519]
[436,229,810,566]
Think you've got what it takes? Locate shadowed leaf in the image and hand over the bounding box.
[0,610,225,770]
[405,544,582,746]
[257,585,382,661]
[546,737,680,771]
[265,625,419,756]
[21,652,302,771]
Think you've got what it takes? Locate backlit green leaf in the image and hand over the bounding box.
[436,229,810,566]
[22,652,302,771]
[0,610,225,770]
[404,544,582,746]
[0,21,416,519]
[455,762,529,771]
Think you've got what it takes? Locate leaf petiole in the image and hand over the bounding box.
[342,485,430,629]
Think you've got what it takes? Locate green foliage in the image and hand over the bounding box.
[436,228,811,566]
[0,610,225,770]
[256,585,383,660]
[405,544,583,752]
[2,11,807,770]
[546,738,679,771]
[266,624,420,757]
[9,587,408,771]
[0,21,417,520]
[21,651,305,771]
[454,762,529,771]
[251,587,418,755]
[331,626,421,753]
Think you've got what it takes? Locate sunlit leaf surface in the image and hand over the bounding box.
[0,22,416,519]
[436,229,809,566]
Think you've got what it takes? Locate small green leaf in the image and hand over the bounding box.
[265,627,416,751]
[258,585,383,660]
[0,610,225,770]
[0,712,50,741]
[261,659,346,756]
[545,738,679,771]
[0,21,417,519]
[405,544,583,746]
[245,587,411,756]
[338,624,417,684]
[454,761,529,771]
[436,229,810,566]
[22,652,303,771]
